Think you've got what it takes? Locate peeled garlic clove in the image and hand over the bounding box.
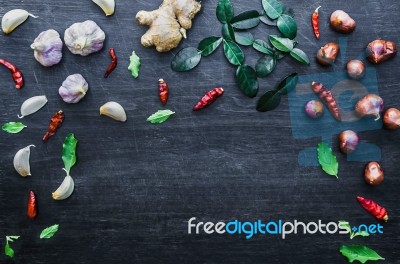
[59,74,88,103]
[100,101,127,122]
[1,9,38,34]
[355,94,384,121]
[18,95,48,118]
[30,29,63,67]
[92,0,115,16]
[13,145,35,177]
[52,170,74,200]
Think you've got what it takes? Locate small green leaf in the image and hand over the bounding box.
[234,31,254,46]
[256,90,281,112]
[221,23,235,41]
[5,243,14,258]
[269,35,294,52]
[128,51,140,78]
[340,245,384,263]
[260,13,277,25]
[231,10,260,29]
[223,39,245,66]
[147,110,175,124]
[216,0,234,23]
[6,236,20,243]
[198,36,223,57]
[2,122,27,133]
[277,14,297,39]
[40,224,59,239]
[171,47,202,72]
[275,72,298,95]
[290,48,310,65]
[317,142,339,178]
[262,0,285,20]
[255,55,276,77]
[253,39,274,55]
[236,65,258,98]
[62,133,78,175]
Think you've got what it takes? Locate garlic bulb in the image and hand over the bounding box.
[92,0,115,16]
[100,102,127,122]
[52,169,74,200]
[18,95,48,118]
[13,145,35,177]
[64,20,105,56]
[59,74,88,103]
[30,29,63,67]
[1,9,38,34]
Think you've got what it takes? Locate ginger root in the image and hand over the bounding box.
[136,0,201,52]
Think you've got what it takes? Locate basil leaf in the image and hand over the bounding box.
[339,245,384,263]
[256,90,281,112]
[128,51,140,78]
[276,72,298,95]
[221,23,235,41]
[234,31,254,46]
[290,48,310,65]
[261,0,284,20]
[198,36,223,57]
[223,39,244,66]
[62,133,78,175]
[231,10,260,29]
[40,224,59,239]
[260,13,277,26]
[216,0,234,23]
[147,110,175,124]
[5,243,14,258]
[255,55,276,77]
[269,35,294,52]
[317,142,338,178]
[253,39,274,55]
[277,14,297,39]
[171,47,202,72]
[2,122,26,133]
[236,65,258,98]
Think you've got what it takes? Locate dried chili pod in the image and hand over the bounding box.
[357,196,388,221]
[27,190,37,219]
[43,110,64,142]
[311,82,341,121]
[193,87,224,111]
[158,79,169,106]
[104,48,117,78]
[0,58,24,89]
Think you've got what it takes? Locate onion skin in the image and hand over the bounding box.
[383,108,400,130]
[346,60,365,79]
[305,100,324,119]
[364,162,384,186]
[338,130,359,154]
[330,10,356,33]
[366,40,397,64]
[316,42,340,66]
[355,94,384,120]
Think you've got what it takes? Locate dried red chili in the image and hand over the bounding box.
[43,110,64,142]
[193,87,224,111]
[27,191,37,219]
[312,82,341,121]
[357,196,388,222]
[158,79,169,106]
[104,48,117,78]
[0,58,24,89]
[311,6,321,40]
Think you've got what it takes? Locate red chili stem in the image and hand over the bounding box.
[312,6,321,40]
[43,110,65,142]
[311,82,341,121]
[0,58,24,89]
[104,48,117,78]
[193,87,224,111]
[158,79,169,106]
[357,196,388,221]
[27,191,37,219]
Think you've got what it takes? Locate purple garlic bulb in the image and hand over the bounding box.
[30,29,63,67]
[355,94,384,120]
[305,100,324,119]
[338,130,359,154]
[59,74,88,103]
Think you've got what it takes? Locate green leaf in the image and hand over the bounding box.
[221,23,235,41]
[274,50,287,60]
[198,36,223,57]
[62,133,78,175]
[277,14,297,39]
[260,13,277,25]
[290,48,310,65]
[171,47,202,72]
[234,31,254,46]
[2,122,27,133]
[256,90,281,112]
[147,110,175,124]
[317,142,339,178]
[40,224,59,239]
[255,55,276,77]
[216,0,234,23]
[223,39,245,66]
[231,10,260,29]
[340,245,384,263]
[253,39,274,55]
[262,0,285,20]
[275,72,298,95]
[236,65,258,98]
[269,35,294,52]
[5,243,14,258]
[128,51,140,78]
[6,236,20,243]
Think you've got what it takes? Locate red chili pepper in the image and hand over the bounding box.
[312,6,321,40]
[0,58,24,89]
[43,110,65,142]
[158,79,169,106]
[193,87,224,111]
[27,191,37,219]
[104,48,117,78]
[357,196,388,222]
[312,82,341,121]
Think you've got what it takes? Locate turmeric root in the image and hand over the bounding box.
[136,0,201,52]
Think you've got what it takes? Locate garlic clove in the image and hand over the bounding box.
[13,145,35,177]
[92,0,115,16]
[18,95,48,118]
[100,101,127,122]
[30,29,63,67]
[355,94,384,121]
[59,74,89,103]
[52,170,74,200]
[1,9,38,34]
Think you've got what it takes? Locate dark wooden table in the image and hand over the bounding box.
[0,0,399,263]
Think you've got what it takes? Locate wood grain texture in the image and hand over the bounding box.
[0,0,399,263]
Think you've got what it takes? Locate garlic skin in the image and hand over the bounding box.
[59,74,88,103]
[100,102,127,122]
[30,29,63,67]
[64,20,105,56]
[13,145,35,177]
[1,9,38,34]
[92,0,115,16]
[18,95,48,118]
[52,169,74,200]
